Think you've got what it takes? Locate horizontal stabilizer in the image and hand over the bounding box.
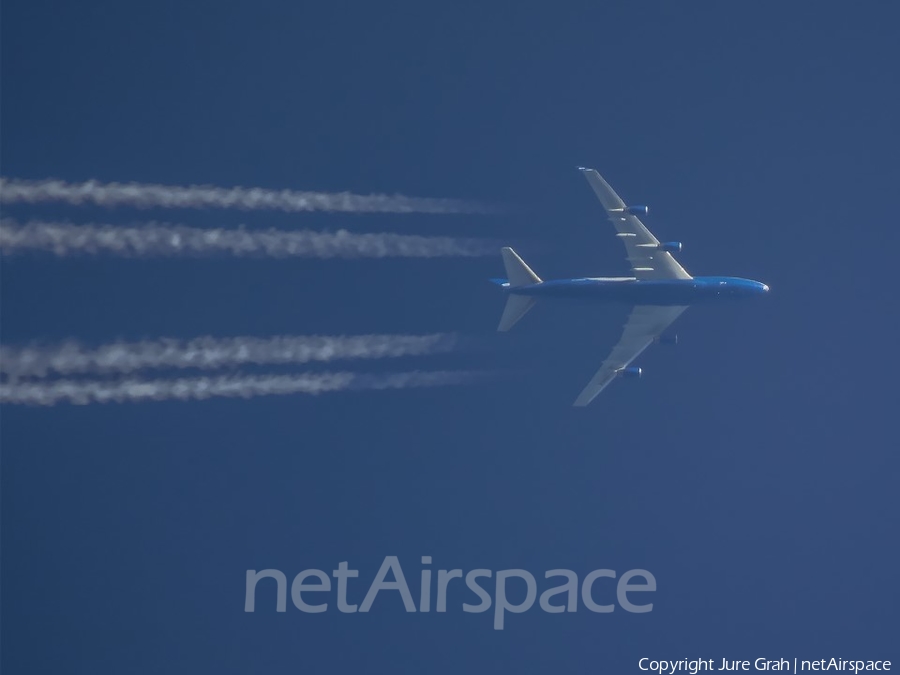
[497,294,536,332]
[501,247,541,287]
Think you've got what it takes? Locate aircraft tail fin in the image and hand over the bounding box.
[501,247,541,287]
[497,294,536,332]
[496,247,541,331]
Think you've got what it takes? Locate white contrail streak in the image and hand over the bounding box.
[0,219,496,258]
[0,177,495,214]
[0,370,484,406]
[0,333,460,379]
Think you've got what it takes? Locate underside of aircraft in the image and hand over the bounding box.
[493,168,769,406]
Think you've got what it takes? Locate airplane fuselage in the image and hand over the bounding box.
[493,167,771,404]
[502,276,769,306]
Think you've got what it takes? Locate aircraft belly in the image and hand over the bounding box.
[522,282,702,305]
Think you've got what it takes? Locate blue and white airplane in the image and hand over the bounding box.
[493,168,769,406]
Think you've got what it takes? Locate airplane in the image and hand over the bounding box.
[492,167,769,406]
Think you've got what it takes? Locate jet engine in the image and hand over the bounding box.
[616,366,642,378]
[624,205,649,215]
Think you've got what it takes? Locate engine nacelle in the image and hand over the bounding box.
[659,241,683,253]
[616,366,642,379]
[656,333,678,346]
[624,205,649,215]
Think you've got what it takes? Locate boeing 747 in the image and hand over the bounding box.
[492,168,769,406]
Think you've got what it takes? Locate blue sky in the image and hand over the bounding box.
[2,1,898,672]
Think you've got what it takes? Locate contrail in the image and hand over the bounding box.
[0,219,496,258]
[0,177,495,214]
[0,333,460,379]
[0,370,484,406]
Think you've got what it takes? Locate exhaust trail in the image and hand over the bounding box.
[0,219,496,258]
[0,177,495,214]
[0,333,460,380]
[0,370,485,406]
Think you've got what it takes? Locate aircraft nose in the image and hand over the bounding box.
[762,284,770,292]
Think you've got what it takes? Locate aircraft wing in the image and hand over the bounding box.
[579,168,691,281]
[573,304,688,407]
